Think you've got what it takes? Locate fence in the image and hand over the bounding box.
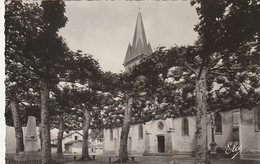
[5,159,64,164]
[5,154,65,164]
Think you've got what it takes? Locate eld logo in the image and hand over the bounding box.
[225,141,242,159]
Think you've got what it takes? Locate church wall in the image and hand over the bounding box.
[209,108,260,153]
[103,127,122,155]
[128,124,145,155]
[144,119,172,154]
[214,110,233,148]
[103,128,114,154]
[102,108,260,155]
[240,107,260,153]
[171,116,196,153]
[125,58,141,72]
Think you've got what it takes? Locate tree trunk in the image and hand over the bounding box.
[116,97,133,163]
[57,116,64,155]
[194,70,210,164]
[10,95,24,154]
[40,79,52,164]
[80,108,92,160]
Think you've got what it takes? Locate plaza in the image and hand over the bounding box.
[65,154,260,164]
[4,1,260,164]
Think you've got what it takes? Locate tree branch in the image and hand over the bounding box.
[241,83,249,93]
[168,72,193,79]
[197,56,206,79]
[211,71,229,77]
[210,65,243,72]
[208,58,221,70]
[184,63,198,76]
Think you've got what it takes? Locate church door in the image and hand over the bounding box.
[157,136,165,153]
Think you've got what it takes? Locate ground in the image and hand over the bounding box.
[6,153,260,164]
[64,154,260,164]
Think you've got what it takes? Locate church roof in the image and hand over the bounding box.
[123,12,152,67]
[64,140,83,145]
[51,131,83,140]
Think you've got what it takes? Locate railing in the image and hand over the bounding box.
[5,158,63,164]
[5,154,65,164]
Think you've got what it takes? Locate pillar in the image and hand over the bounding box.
[166,129,174,155]
[144,132,151,155]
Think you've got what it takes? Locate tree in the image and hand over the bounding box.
[189,1,260,163]
[101,72,149,162]
[6,0,68,162]
[32,1,68,163]
[67,88,102,161]
[50,86,75,155]
[59,50,102,161]
[5,0,42,154]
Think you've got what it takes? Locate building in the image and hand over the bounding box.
[64,140,83,154]
[51,131,83,154]
[88,138,103,154]
[51,131,103,154]
[102,11,260,156]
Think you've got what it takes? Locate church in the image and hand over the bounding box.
[103,12,260,156]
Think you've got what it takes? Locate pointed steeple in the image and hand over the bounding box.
[123,12,152,68]
[124,43,132,63]
[147,42,152,54]
[132,12,148,55]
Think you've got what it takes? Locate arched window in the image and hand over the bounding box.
[110,129,113,141]
[182,117,189,136]
[138,124,143,139]
[215,112,222,134]
[256,108,260,131]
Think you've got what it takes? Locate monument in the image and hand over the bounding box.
[24,116,38,152]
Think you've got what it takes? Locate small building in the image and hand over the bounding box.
[51,143,57,154]
[51,131,83,154]
[64,140,83,154]
[51,130,103,154]
[89,138,103,154]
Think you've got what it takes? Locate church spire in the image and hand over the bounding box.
[123,12,152,69]
[132,12,148,54]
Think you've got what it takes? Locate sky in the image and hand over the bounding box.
[59,0,199,73]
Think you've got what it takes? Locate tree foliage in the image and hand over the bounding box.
[5,0,42,125]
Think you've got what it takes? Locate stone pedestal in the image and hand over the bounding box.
[14,151,41,161]
[24,116,38,152]
[210,141,217,154]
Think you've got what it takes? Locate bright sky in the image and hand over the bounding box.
[59,1,199,73]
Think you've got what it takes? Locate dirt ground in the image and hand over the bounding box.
[64,154,260,164]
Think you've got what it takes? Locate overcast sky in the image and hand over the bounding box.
[59,1,199,73]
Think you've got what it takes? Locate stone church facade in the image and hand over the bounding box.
[103,12,260,156]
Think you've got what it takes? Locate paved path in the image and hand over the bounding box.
[64,155,260,164]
